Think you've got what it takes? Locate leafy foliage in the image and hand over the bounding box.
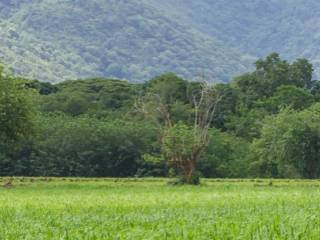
[0,66,36,146]
[250,105,320,178]
[2,53,320,179]
[200,129,249,178]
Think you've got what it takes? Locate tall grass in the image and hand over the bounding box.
[0,178,319,239]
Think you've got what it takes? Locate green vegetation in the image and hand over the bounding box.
[250,105,320,178]
[1,51,320,237]
[0,66,36,144]
[1,53,320,181]
[2,1,320,82]
[1,178,320,239]
[0,0,250,82]
[158,0,320,77]
[2,1,320,237]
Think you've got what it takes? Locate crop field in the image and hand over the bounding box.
[0,178,320,239]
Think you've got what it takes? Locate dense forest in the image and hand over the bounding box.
[0,0,251,83]
[2,0,320,82]
[1,53,320,179]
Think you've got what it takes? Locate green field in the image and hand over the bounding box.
[0,178,320,239]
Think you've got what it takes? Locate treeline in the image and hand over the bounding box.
[1,53,320,178]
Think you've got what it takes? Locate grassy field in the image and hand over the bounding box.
[0,178,320,239]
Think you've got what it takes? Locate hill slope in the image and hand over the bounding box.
[1,0,320,82]
[157,0,320,75]
[0,0,252,82]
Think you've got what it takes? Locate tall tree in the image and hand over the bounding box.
[0,66,36,147]
[136,75,221,184]
[289,58,314,89]
[250,105,320,178]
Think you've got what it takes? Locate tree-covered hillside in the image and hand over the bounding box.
[1,0,320,82]
[0,0,251,83]
[158,0,320,76]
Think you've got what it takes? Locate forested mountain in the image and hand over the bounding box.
[161,0,320,60]
[0,0,251,83]
[1,0,320,82]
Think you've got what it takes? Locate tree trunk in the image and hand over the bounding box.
[181,158,198,184]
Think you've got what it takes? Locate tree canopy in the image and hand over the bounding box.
[1,53,320,179]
